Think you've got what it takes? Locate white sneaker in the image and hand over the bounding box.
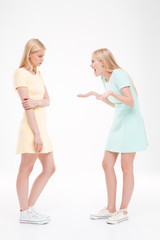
[107,209,128,224]
[90,208,115,220]
[20,208,50,224]
[29,206,51,221]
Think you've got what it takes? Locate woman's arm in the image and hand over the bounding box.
[77,91,115,108]
[22,86,50,110]
[17,87,43,153]
[97,87,134,108]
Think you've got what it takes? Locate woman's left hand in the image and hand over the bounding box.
[22,98,37,110]
[96,91,113,100]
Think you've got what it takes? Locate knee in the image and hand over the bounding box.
[102,159,114,172]
[43,165,56,177]
[19,165,34,176]
[121,163,133,175]
[28,166,34,175]
[50,165,56,176]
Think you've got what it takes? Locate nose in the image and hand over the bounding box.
[90,63,93,68]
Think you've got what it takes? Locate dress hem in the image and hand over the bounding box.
[16,150,53,154]
[105,145,149,153]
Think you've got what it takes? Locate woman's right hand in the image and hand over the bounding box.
[34,133,43,153]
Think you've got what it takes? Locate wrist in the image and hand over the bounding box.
[34,132,40,136]
[36,100,41,106]
[109,91,114,96]
[91,91,97,96]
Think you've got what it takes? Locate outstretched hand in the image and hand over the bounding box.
[77,92,93,98]
[96,91,113,100]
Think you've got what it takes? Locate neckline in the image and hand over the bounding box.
[103,70,115,83]
[20,67,38,76]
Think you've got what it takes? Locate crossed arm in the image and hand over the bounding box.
[17,86,50,152]
[21,86,50,110]
[77,87,134,108]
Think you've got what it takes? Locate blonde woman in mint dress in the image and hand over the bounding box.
[78,48,148,224]
[13,39,55,224]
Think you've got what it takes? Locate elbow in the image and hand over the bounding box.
[47,99,50,106]
[130,100,135,108]
[44,97,50,106]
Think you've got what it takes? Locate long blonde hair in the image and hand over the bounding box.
[19,39,46,73]
[93,48,138,95]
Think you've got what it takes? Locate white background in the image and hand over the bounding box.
[0,0,160,239]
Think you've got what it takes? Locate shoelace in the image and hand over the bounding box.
[30,207,48,218]
[28,208,44,219]
[118,209,128,213]
[98,208,109,215]
[114,209,128,216]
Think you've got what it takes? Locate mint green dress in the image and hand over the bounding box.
[101,69,148,153]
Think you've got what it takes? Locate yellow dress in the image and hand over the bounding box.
[13,68,53,154]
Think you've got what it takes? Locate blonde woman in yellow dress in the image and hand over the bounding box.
[13,39,55,224]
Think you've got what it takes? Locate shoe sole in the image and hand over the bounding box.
[107,217,128,224]
[90,215,110,220]
[20,219,50,225]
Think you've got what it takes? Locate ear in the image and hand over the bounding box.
[101,62,105,68]
[29,52,32,58]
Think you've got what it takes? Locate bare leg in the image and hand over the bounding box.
[28,152,55,207]
[16,153,37,211]
[120,152,136,211]
[102,151,119,213]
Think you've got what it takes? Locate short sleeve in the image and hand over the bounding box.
[13,69,28,89]
[114,69,131,90]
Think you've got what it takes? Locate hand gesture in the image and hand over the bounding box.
[34,134,43,153]
[77,91,93,98]
[22,98,37,110]
[96,91,112,100]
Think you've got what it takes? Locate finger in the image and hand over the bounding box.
[23,104,28,108]
[37,144,43,153]
[38,143,43,151]
[97,97,102,100]
[22,102,28,106]
[39,146,43,152]
[24,98,29,101]
[23,105,29,109]
[22,100,28,104]
[36,147,40,153]
[22,102,26,107]
[35,143,38,152]
[35,142,41,152]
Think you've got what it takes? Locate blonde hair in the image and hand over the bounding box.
[19,39,46,73]
[93,48,138,95]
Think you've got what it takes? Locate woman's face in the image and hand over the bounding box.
[29,48,45,67]
[90,54,103,76]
